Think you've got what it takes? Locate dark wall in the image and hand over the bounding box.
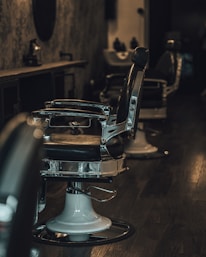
[149,0,206,92]
[0,0,107,98]
[149,0,172,68]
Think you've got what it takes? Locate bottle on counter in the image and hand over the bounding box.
[113,37,121,51]
[130,37,139,49]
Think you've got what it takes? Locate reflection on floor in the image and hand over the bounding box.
[32,89,206,257]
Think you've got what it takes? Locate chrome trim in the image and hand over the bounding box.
[41,155,127,178]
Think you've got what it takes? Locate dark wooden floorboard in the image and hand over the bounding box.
[32,90,206,257]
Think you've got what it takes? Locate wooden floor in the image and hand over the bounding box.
[32,86,206,257]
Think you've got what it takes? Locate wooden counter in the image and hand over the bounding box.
[0,60,87,127]
[0,60,87,81]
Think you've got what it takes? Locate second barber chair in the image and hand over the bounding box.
[125,38,182,158]
[100,38,182,159]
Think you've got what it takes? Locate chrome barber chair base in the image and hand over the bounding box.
[125,129,169,159]
[33,221,134,246]
[33,190,135,245]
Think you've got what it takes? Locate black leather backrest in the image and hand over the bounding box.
[0,113,43,257]
[116,47,149,123]
[155,39,181,86]
[155,51,176,85]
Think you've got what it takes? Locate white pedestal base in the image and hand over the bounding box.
[125,128,158,156]
[46,192,111,241]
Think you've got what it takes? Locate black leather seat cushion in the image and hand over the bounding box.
[44,133,124,161]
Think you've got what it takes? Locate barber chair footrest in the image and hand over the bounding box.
[32,219,135,246]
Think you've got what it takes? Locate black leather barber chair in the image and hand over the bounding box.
[0,113,43,257]
[101,39,182,159]
[32,47,149,246]
[125,38,182,158]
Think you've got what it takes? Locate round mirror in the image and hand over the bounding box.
[32,0,56,41]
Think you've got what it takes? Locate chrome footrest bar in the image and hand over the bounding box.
[67,185,117,202]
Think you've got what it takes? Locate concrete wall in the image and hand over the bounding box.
[0,0,107,98]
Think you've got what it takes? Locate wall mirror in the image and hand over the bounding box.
[32,0,56,41]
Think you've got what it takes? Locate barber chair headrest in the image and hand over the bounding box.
[165,39,181,51]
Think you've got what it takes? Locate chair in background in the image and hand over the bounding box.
[0,113,43,257]
[125,37,183,158]
[100,37,182,159]
[32,47,149,246]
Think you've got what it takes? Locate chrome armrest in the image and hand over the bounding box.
[144,78,167,98]
[143,53,183,97]
[144,77,168,85]
[32,107,121,144]
[45,99,112,116]
[32,107,108,131]
[32,107,129,146]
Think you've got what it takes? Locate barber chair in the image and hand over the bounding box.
[125,38,183,158]
[101,39,182,159]
[31,47,149,246]
[0,113,43,257]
